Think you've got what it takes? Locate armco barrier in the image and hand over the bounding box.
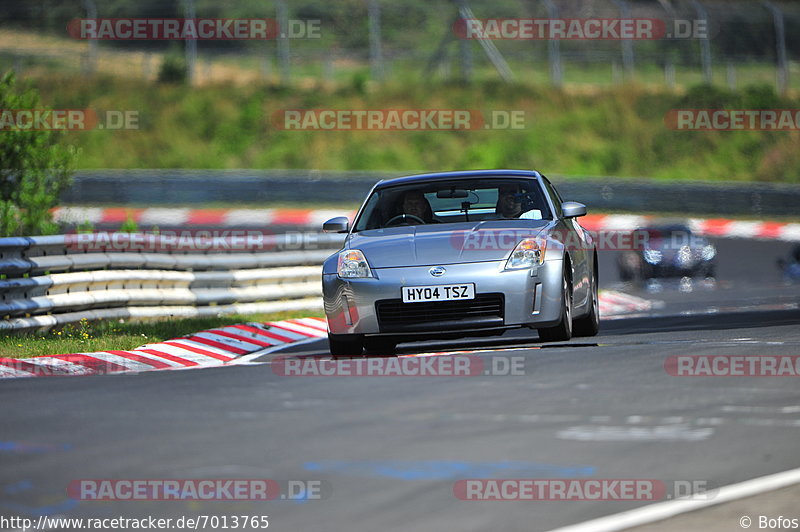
[0,232,346,332]
[60,170,800,217]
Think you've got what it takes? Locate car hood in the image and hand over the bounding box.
[347,220,550,268]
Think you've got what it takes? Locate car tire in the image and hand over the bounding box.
[328,334,364,356]
[573,267,600,337]
[538,268,573,342]
[364,338,397,355]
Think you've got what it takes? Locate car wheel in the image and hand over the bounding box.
[573,267,600,337]
[538,268,573,342]
[364,338,397,355]
[328,334,364,356]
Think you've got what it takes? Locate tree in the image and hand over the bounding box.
[0,71,78,236]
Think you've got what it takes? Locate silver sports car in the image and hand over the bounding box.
[321,170,599,355]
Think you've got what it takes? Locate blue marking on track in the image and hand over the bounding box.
[304,461,595,480]
[0,441,72,453]
[0,498,79,516]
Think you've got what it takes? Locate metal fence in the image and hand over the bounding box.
[0,232,345,332]
[1,0,798,92]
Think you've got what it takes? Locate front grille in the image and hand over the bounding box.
[375,293,504,332]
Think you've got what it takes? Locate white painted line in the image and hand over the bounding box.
[52,206,105,224]
[546,466,800,532]
[136,343,231,364]
[191,331,265,351]
[123,350,190,368]
[269,320,327,338]
[0,365,33,378]
[159,338,233,357]
[139,208,190,226]
[721,405,800,414]
[779,224,800,241]
[290,317,329,332]
[26,357,96,376]
[224,209,272,226]
[218,325,282,345]
[258,323,312,341]
[557,425,714,442]
[86,352,158,372]
[598,215,647,231]
[724,221,764,239]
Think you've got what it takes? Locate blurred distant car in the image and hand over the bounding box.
[321,170,599,356]
[777,244,800,281]
[617,224,716,282]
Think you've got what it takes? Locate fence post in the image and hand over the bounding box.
[690,0,712,84]
[541,0,562,87]
[611,0,634,80]
[664,60,675,88]
[182,0,197,85]
[276,0,291,84]
[323,54,335,83]
[369,0,384,82]
[82,0,97,75]
[763,1,788,95]
[454,0,515,82]
[726,61,736,90]
[458,29,472,81]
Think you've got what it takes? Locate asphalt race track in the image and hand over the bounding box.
[1,237,799,532]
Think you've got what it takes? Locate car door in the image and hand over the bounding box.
[541,176,592,309]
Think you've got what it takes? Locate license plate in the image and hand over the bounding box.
[402,283,475,303]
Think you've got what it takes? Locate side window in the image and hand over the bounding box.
[541,177,563,218]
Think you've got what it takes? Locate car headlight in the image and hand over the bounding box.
[505,238,546,270]
[701,244,716,261]
[676,245,693,266]
[337,249,373,278]
[643,249,663,265]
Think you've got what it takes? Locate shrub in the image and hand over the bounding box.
[0,71,77,236]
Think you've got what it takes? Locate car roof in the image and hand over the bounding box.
[374,169,542,189]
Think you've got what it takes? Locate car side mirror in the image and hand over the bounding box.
[323,216,350,233]
[561,201,587,218]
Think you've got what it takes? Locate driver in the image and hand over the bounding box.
[397,190,434,223]
[496,185,542,219]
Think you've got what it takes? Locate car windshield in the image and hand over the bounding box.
[352,178,552,232]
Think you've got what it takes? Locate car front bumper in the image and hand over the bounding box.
[323,259,565,338]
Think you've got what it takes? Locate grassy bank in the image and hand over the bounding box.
[0,310,325,359]
[24,74,800,182]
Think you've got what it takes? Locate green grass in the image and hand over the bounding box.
[0,310,325,360]
[20,73,800,183]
